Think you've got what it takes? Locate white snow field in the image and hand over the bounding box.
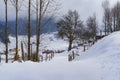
[0,31,120,80]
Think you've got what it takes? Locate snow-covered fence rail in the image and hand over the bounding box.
[40,50,55,62]
[9,48,20,52]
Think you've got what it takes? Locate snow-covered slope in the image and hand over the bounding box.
[76,31,120,80]
[0,31,120,80]
[79,31,120,60]
[0,32,69,54]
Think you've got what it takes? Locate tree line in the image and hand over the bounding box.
[57,10,97,51]
[2,0,120,63]
[102,0,120,35]
[57,0,120,51]
[2,0,58,63]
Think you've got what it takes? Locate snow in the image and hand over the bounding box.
[0,31,120,80]
[40,33,69,51]
[78,31,120,80]
[79,31,120,60]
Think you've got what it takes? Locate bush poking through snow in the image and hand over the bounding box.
[13,54,22,62]
[30,53,39,62]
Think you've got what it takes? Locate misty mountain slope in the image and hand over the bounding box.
[0,18,57,36]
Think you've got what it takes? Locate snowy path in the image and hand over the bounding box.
[0,53,101,80]
[0,52,119,80]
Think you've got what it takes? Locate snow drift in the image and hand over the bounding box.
[80,31,120,60]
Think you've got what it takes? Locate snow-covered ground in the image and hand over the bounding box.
[0,31,120,80]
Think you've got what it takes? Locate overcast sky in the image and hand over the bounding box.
[0,0,120,26]
[60,0,120,26]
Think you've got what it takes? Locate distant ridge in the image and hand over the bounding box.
[0,18,57,43]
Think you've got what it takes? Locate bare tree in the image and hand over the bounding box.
[106,8,112,33]
[102,0,112,35]
[28,0,31,60]
[4,0,9,63]
[113,2,120,31]
[111,6,117,31]
[57,10,83,51]
[10,0,24,61]
[36,0,42,61]
[31,0,59,61]
[86,14,98,41]
[14,0,18,61]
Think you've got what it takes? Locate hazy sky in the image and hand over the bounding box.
[60,0,120,26]
[0,0,120,26]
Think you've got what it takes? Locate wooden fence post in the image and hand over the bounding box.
[68,54,72,61]
[48,54,51,61]
[83,45,86,52]
[41,55,43,62]
[72,51,75,60]
[45,54,48,61]
[0,55,1,63]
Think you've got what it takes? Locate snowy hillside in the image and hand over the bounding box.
[77,31,120,80]
[0,31,120,80]
[79,31,120,60]
[0,32,68,54]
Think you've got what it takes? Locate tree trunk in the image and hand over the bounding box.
[15,0,18,61]
[36,0,42,61]
[5,0,8,63]
[21,41,25,61]
[28,0,31,60]
[36,0,38,37]
[68,39,72,51]
[36,0,39,61]
[113,16,116,31]
[105,18,107,36]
